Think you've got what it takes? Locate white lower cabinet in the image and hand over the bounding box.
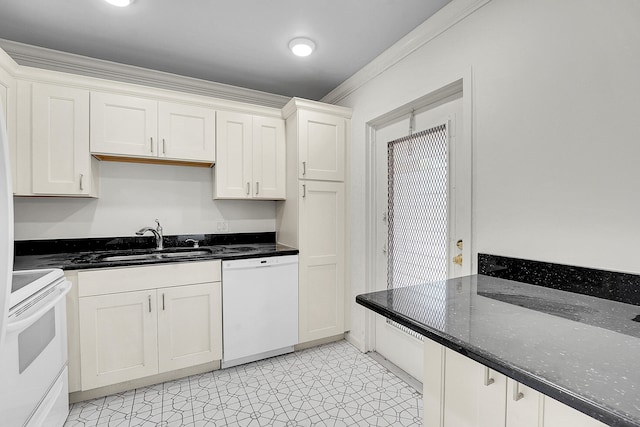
[157,283,221,372]
[77,261,221,391]
[298,180,345,343]
[423,339,606,427]
[439,348,506,426]
[79,289,159,390]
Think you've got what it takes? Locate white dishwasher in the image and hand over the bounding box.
[222,255,298,368]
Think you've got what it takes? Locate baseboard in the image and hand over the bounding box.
[294,333,344,351]
[69,360,220,403]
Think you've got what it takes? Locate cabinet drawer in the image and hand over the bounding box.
[78,260,221,297]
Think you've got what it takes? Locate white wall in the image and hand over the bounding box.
[338,0,640,348]
[13,161,276,240]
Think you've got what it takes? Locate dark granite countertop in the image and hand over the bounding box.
[13,233,298,271]
[356,275,640,427]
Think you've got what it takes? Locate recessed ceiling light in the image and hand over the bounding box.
[289,38,315,57]
[104,0,134,7]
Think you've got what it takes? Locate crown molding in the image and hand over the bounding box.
[320,0,492,105]
[282,97,353,120]
[0,39,291,109]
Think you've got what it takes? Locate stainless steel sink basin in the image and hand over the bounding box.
[99,248,212,262]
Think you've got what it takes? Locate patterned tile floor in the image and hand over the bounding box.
[64,340,423,427]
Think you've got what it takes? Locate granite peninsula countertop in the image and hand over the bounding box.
[356,274,640,427]
[13,233,298,271]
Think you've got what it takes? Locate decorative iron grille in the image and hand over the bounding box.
[387,123,449,335]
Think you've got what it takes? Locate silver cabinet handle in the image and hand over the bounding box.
[513,382,524,401]
[162,293,165,311]
[483,367,495,386]
[148,295,151,313]
[302,161,306,175]
[150,137,154,153]
[79,174,84,191]
[246,182,250,195]
[162,138,166,154]
[256,182,259,195]
[302,184,306,198]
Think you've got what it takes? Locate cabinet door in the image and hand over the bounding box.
[298,181,345,343]
[214,111,252,198]
[32,84,90,195]
[157,282,222,373]
[79,290,158,390]
[543,396,607,427]
[0,67,16,194]
[443,349,507,427]
[90,92,158,157]
[158,101,215,162]
[506,379,540,427]
[298,110,345,181]
[253,116,285,199]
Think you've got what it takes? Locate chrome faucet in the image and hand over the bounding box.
[136,219,164,250]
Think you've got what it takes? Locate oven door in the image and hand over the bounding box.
[0,279,71,426]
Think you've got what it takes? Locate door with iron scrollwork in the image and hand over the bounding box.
[373,93,470,380]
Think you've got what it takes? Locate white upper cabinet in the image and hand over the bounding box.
[215,111,252,198]
[298,109,345,182]
[31,83,94,196]
[0,51,16,193]
[90,92,215,164]
[214,110,285,199]
[158,101,215,162]
[253,115,286,199]
[90,92,158,158]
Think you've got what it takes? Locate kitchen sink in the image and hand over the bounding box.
[98,248,213,262]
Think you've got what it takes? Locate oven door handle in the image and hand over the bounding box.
[6,280,72,334]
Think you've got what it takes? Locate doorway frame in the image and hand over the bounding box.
[362,68,475,353]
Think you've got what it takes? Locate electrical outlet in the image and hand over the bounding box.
[217,221,229,232]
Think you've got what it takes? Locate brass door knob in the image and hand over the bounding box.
[453,254,463,266]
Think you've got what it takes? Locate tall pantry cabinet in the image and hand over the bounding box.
[277,98,351,345]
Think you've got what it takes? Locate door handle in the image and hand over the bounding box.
[6,281,72,333]
[302,184,306,198]
[453,254,463,266]
[162,293,165,311]
[162,138,166,154]
[302,161,306,176]
[79,174,84,191]
[256,181,259,195]
[513,382,524,401]
[483,367,495,386]
[150,137,154,153]
[246,182,250,195]
[148,295,152,313]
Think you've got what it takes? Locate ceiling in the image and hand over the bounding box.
[0,0,451,100]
